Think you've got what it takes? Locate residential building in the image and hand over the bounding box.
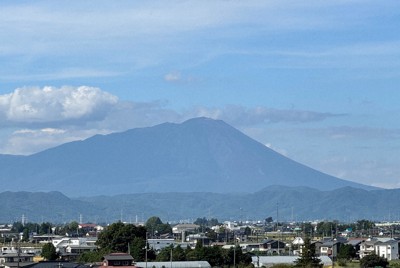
[374,239,399,261]
[147,238,175,252]
[103,253,134,267]
[0,252,35,268]
[359,237,399,260]
[51,237,97,260]
[259,239,286,255]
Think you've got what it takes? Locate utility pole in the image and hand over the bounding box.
[277,202,280,255]
[145,232,148,268]
[170,246,172,268]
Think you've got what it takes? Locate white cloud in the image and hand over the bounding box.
[164,71,181,82]
[0,86,118,124]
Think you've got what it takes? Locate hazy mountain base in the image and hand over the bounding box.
[1,185,398,223]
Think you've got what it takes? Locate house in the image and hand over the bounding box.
[259,239,286,255]
[147,239,175,252]
[239,243,263,252]
[374,239,399,261]
[359,238,378,259]
[0,252,35,268]
[359,237,399,260]
[291,237,304,255]
[78,224,103,236]
[103,253,134,267]
[317,238,347,259]
[172,224,199,234]
[51,237,97,261]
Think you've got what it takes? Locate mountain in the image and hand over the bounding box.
[0,186,398,223]
[0,191,97,223]
[0,117,374,196]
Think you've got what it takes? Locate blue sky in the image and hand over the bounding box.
[0,1,399,188]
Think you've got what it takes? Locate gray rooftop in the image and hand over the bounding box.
[134,261,211,268]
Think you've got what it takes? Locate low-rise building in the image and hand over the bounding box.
[147,239,175,252]
[103,253,134,267]
[374,239,399,261]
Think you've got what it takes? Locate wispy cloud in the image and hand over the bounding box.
[189,105,345,126]
[1,1,397,81]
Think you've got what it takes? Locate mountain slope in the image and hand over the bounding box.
[0,117,373,196]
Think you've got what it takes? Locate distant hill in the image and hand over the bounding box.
[0,186,398,223]
[0,117,374,196]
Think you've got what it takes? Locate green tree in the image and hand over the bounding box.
[337,244,356,260]
[39,222,52,235]
[11,222,24,233]
[356,220,375,234]
[96,222,146,252]
[22,228,29,242]
[172,245,186,261]
[129,237,155,262]
[360,253,388,268]
[224,244,251,267]
[294,237,322,268]
[77,250,106,263]
[156,245,173,261]
[316,221,336,237]
[244,226,252,236]
[41,243,58,260]
[145,216,171,236]
[300,222,314,236]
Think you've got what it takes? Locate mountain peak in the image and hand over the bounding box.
[0,118,374,196]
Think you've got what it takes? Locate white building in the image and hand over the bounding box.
[360,237,399,261]
[51,237,97,255]
[375,239,399,261]
[148,238,175,252]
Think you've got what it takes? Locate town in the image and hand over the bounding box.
[0,216,399,268]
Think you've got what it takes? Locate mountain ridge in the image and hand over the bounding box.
[0,185,398,223]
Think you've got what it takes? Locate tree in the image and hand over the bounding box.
[77,250,105,263]
[145,216,171,236]
[244,226,252,236]
[265,217,274,224]
[129,237,146,261]
[39,222,52,235]
[41,243,58,260]
[337,244,356,260]
[22,228,29,242]
[172,245,186,261]
[294,237,322,268]
[96,222,146,252]
[316,221,336,237]
[356,220,375,234]
[156,245,173,261]
[360,253,388,268]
